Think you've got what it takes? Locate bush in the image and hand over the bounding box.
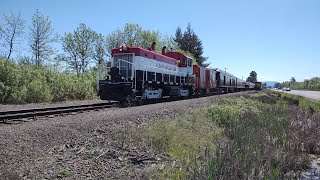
[0,58,98,104]
[206,97,261,126]
[25,79,53,103]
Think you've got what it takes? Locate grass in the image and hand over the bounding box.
[278,92,320,111]
[127,91,320,179]
[58,169,71,177]
[128,108,221,179]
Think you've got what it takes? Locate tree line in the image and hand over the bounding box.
[0,10,208,72]
[281,77,320,91]
[0,10,208,104]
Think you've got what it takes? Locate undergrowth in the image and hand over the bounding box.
[128,91,320,179]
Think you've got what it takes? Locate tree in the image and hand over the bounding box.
[274,82,281,88]
[93,33,107,64]
[29,9,56,66]
[0,11,24,60]
[61,23,98,74]
[246,71,257,83]
[173,26,182,44]
[290,77,296,83]
[174,23,208,66]
[105,23,166,54]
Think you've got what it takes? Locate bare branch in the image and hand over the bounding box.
[0,11,25,59]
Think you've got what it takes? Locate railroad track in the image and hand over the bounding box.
[0,102,116,123]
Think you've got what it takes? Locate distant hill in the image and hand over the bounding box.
[263,81,279,88]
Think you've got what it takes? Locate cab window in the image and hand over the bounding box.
[188,58,192,67]
[181,58,186,66]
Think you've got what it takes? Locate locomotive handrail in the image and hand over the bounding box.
[97,66,112,91]
[116,59,137,90]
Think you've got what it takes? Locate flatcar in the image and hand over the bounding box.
[98,43,255,104]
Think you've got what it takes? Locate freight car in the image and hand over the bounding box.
[98,43,255,105]
[254,82,262,90]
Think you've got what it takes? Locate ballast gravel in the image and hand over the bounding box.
[0,92,249,179]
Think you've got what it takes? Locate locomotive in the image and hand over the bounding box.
[98,43,256,104]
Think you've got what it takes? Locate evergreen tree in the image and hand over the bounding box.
[174,23,208,66]
[173,26,182,44]
[246,71,258,83]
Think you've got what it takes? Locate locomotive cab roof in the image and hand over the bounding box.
[111,46,177,65]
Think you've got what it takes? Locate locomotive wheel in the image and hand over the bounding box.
[120,95,135,107]
[135,97,143,106]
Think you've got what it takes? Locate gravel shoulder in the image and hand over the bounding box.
[0,92,249,179]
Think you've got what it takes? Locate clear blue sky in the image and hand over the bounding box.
[1,0,320,82]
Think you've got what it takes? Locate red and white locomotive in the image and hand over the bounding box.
[98,43,254,104]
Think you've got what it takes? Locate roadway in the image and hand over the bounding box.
[274,89,320,100]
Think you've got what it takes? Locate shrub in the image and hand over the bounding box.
[25,79,53,103]
[0,58,98,104]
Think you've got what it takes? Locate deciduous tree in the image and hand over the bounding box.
[106,23,170,54]
[0,11,24,60]
[61,23,98,74]
[29,9,56,66]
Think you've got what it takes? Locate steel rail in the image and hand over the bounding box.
[0,102,116,122]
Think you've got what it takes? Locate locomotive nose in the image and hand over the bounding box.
[99,80,134,102]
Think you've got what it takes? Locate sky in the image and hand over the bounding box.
[1,0,320,82]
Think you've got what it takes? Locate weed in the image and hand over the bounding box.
[59,169,71,177]
[129,91,319,179]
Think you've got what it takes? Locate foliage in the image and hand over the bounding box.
[0,58,97,104]
[206,92,318,179]
[29,9,56,66]
[127,92,319,179]
[290,77,296,83]
[0,11,25,59]
[93,33,107,65]
[281,77,320,91]
[246,70,257,82]
[61,23,99,74]
[278,92,320,111]
[105,23,176,55]
[174,23,208,66]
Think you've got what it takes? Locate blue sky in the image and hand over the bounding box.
[1,0,320,82]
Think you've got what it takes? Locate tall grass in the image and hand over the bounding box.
[127,92,319,179]
[207,93,319,179]
[279,92,320,111]
[128,109,221,179]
